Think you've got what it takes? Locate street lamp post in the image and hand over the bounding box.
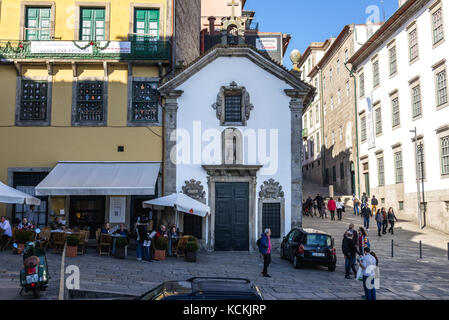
[410,127,423,229]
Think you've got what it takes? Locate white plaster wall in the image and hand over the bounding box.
[357,2,449,193]
[175,56,294,242]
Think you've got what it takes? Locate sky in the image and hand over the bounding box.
[245,0,400,68]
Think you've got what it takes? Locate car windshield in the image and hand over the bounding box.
[306,234,331,246]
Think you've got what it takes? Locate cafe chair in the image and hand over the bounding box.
[175,236,189,258]
[98,234,112,256]
[53,232,67,254]
[78,230,90,254]
[38,228,51,250]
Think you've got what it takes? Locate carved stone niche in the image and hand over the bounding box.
[181,179,206,201]
[212,81,254,126]
[259,178,285,199]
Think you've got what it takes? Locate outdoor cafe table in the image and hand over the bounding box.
[106,233,127,256]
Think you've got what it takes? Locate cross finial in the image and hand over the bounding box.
[227,0,240,20]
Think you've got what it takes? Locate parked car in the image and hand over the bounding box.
[280,228,336,271]
[138,277,264,300]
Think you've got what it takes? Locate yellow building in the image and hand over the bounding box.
[0,0,199,235]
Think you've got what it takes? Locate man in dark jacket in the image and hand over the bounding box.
[342,231,359,279]
[371,195,379,216]
[361,205,372,230]
[258,229,272,278]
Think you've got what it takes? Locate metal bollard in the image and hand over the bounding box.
[391,239,394,258]
[419,240,422,259]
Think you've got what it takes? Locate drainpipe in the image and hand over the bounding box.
[344,60,361,198]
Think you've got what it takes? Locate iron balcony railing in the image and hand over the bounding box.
[0,37,171,61]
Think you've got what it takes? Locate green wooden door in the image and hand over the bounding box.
[215,183,249,251]
[25,7,51,40]
[134,9,159,40]
[80,8,105,41]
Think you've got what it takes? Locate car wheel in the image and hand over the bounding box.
[293,255,302,269]
[328,263,336,272]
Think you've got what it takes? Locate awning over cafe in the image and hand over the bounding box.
[143,193,210,218]
[35,161,161,196]
[0,181,41,205]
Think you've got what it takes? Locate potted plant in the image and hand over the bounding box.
[114,237,128,259]
[185,237,199,262]
[66,235,79,257]
[15,230,33,254]
[154,237,168,261]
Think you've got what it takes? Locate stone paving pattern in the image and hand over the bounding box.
[1,181,448,300]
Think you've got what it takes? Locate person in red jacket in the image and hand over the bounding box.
[328,197,337,221]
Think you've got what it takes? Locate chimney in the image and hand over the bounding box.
[208,16,216,34]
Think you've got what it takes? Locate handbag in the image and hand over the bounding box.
[356,266,363,281]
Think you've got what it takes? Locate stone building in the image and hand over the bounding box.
[159,12,314,251]
[297,40,334,186]
[348,0,449,233]
[0,0,199,235]
[308,23,381,196]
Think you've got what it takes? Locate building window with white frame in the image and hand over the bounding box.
[432,7,444,45]
[389,45,397,75]
[408,27,419,62]
[411,84,422,118]
[394,151,403,183]
[361,115,367,142]
[417,142,425,181]
[436,69,448,107]
[375,106,382,135]
[373,59,380,88]
[377,157,385,187]
[441,135,449,175]
[391,96,400,128]
[359,73,365,98]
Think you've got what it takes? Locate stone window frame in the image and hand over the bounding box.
[390,89,401,129]
[374,101,383,136]
[408,75,423,120]
[258,178,285,242]
[429,0,445,49]
[359,109,367,143]
[221,128,243,165]
[372,55,380,90]
[74,2,111,41]
[375,151,385,187]
[411,135,427,182]
[392,144,403,184]
[19,1,56,41]
[315,104,319,124]
[433,59,448,110]
[127,76,162,127]
[407,20,419,65]
[71,76,108,127]
[15,71,53,127]
[128,2,165,39]
[436,124,449,178]
[388,39,398,78]
[212,81,254,127]
[358,71,365,99]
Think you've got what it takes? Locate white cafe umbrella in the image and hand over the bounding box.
[143,193,210,226]
[0,181,41,205]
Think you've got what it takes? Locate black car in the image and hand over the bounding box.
[138,277,264,300]
[280,228,336,271]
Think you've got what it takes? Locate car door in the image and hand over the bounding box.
[287,229,299,260]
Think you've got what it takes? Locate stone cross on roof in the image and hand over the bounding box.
[227,0,240,20]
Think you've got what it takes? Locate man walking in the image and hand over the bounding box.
[259,228,272,278]
[362,204,372,230]
[371,195,378,216]
[361,192,368,206]
[342,231,359,279]
[352,194,360,215]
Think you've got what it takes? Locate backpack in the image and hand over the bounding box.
[256,238,261,248]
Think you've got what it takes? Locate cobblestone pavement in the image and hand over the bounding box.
[1,209,448,300]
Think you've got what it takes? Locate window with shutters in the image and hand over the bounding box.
[359,73,365,98]
[389,46,397,76]
[134,9,159,40]
[432,6,444,46]
[361,115,367,142]
[80,8,106,41]
[373,59,380,88]
[25,7,51,40]
[391,96,400,128]
[411,84,422,118]
[441,135,449,175]
[375,106,382,135]
[408,27,419,62]
[436,69,448,107]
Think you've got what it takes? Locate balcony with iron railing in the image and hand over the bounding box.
[0,35,171,62]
